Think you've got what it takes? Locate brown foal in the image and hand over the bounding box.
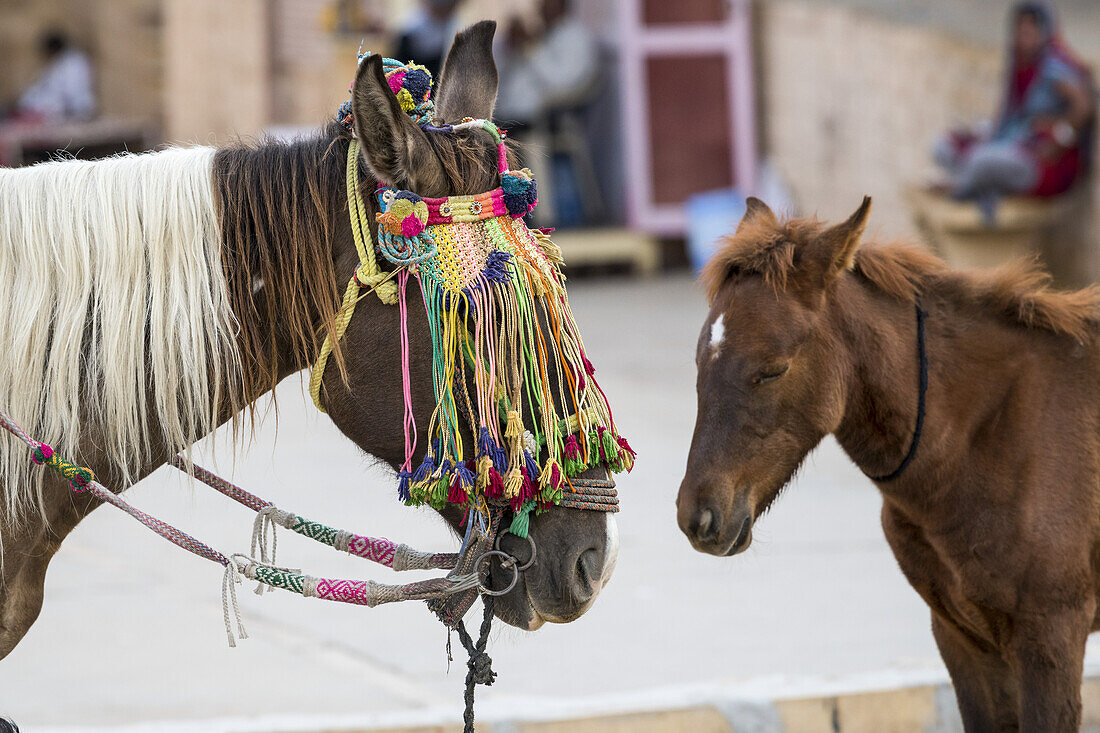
[678,196,1100,731]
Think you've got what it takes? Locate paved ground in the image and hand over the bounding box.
[4,274,1100,732]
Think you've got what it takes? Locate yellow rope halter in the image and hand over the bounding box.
[309,140,398,412]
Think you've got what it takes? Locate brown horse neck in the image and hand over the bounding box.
[213,128,375,413]
[831,276,935,493]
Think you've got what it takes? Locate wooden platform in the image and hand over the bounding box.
[905,185,1090,271]
[551,227,661,275]
[0,118,156,167]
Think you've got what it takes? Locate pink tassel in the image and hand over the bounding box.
[617,436,636,457]
[447,474,467,505]
[486,468,504,498]
[564,435,580,459]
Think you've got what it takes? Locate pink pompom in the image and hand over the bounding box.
[401,215,425,238]
[387,70,407,95]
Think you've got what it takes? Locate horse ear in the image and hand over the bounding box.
[736,197,778,233]
[351,54,445,190]
[811,196,872,282]
[434,21,499,122]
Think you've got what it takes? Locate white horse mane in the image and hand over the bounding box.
[0,147,241,520]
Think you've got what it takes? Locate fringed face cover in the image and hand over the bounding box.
[338,58,633,521]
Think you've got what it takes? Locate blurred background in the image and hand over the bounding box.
[3,1,1100,731]
[3,0,1100,280]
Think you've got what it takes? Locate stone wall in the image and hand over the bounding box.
[0,0,161,124]
[755,0,1100,282]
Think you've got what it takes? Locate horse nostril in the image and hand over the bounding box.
[575,547,601,597]
[689,507,720,544]
[696,508,714,538]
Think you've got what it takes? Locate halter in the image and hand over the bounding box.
[866,300,927,482]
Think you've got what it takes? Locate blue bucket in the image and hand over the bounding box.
[685,188,746,274]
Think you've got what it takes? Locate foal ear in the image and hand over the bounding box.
[434,20,499,122]
[351,54,445,189]
[810,196,872,283]
[736,197,778,233]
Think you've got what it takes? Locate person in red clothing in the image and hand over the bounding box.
[935,2,1095,221]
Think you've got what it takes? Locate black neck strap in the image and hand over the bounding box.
[868,300,928,483]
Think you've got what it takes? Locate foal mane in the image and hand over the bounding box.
[705,213,1100,341]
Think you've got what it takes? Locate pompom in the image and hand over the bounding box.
[382,61,435,124]
[402,67,432,102]
[501,169,538,218]
[378,191,429,237]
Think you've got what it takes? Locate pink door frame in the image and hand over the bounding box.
[618,0,758,235]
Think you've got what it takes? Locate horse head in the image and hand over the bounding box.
[319,21,621,630]
[677,197,872,556]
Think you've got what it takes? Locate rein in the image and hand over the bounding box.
[0,408,508,633]
[867,300,928,483]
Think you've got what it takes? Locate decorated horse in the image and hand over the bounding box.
[678,196,1100,732]
[0,21,631,723]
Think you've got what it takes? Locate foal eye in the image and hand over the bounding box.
[753,364,790,385]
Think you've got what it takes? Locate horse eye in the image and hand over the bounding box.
[753,364,790,385]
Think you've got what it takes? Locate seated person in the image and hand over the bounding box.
[13,30,96,122]
[935,2,1094,220]
[495,0,599,128]
[393,0,462,80]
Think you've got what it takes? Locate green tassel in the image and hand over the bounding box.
[509,501,536,538]
[408,480,430,506]
[587,431,602,464]
[601,429,619,459]
[430,475,449,509]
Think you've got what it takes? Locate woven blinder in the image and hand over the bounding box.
[373,118,633,517]
[322,57,633,525]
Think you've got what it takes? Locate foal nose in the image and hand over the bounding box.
[683,504,721,546]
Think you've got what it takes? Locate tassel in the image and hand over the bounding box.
[431,475,449,508]
[504,468,523,502]
[601,428,619,463]
[476,455,491,490]
[538,459,563,504]
[523,449,540,479]
[563,434,585,475]
[477,426,496,458]
[589,430,603,461]
[518,467,537,510]
[412,453,435,484]
[493,443,508,472]
[509,501,535,539]
[617,435,636,473]
[431,459,452,509]
[582,354,596,376]
[486,467,504,498]
[537,459,555,491]
[397,470,412,503]
[505,410,523,440]
[447,474,468,504]
[455,462,476,489]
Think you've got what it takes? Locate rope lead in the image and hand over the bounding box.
[457,596,496,733]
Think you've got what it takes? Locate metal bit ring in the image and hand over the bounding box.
[475,550,519,597]
[495,529,537,571]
